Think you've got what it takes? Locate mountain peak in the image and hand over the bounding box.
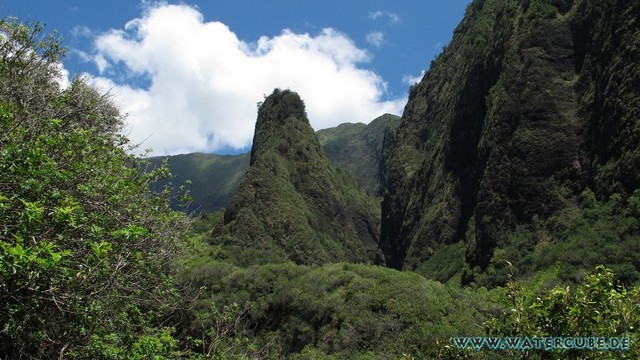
[257,89,307,125]
[214,89,381,266]
[251,89,308,165]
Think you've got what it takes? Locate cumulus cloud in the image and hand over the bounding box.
[366,31,384,48]
[368,11,383,20]
[86,3,405,155]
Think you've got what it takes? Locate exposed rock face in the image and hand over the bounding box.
[214,89,381,265]
[380,0,639,279]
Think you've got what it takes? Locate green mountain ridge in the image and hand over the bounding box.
[150,0,639,288]
[148,152,250,212]
[150,113,399,212]
[316,113,401,197]
[155,0,639,288]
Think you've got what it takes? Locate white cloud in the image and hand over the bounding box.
[366,31,384,48]
[71,25,92,38]
[368,11,400,24]
[86,3,405,156]
[368,11,383,20]
[388,13,401,23]
[54,63,70,90]
[402,70,425,85]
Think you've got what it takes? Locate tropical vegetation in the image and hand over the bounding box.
[1,0,639,357]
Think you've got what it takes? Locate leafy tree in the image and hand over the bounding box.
[0,18,189,358]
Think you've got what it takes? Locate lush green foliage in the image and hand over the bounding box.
[3,0,639,357]
[178,222,494,359]
[482,266,640,359]
[435,266,640,359]
[0,18,189,358]
[414,241,466,284]
[472,189,640,287]
[180,219,640,359]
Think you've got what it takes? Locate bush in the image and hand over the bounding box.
[483,266,640,359]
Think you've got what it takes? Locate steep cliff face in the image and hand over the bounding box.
[381,0,639,282]
[213,89,381,266]
[572,0,640,196]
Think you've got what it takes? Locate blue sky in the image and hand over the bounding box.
[2,0,471,155]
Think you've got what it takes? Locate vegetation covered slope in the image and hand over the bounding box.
[148,152,250,212]
[151,114,399,213]
[179,257,492,359]
[380,0,640,285]
[211,89,381,266]
[317,113,401,197]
